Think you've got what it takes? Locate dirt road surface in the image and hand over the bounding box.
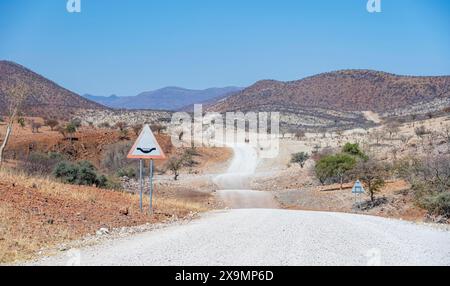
[213,143,279,208]
[30,209,450,266]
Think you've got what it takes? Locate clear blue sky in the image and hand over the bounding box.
[0,0,449,97]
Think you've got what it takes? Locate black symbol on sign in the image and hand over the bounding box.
[137,147,157,154]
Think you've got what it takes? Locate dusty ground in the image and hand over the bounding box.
[0,168,213,263]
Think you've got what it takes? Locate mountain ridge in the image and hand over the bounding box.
[84,86,243,111]
[208,69,450,113]
[0,61,105,119]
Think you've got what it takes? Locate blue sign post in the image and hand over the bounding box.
[352,180,365,211]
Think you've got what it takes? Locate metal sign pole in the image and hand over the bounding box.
[139,159,143,212]
[149,159,154,214]
[127,125,166,213]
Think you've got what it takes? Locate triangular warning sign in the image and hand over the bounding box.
[352,180,365,194]
[127,124,166,160]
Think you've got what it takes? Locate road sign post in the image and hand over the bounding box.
[139,159,144,211]
[127,124,166,213]
[149,159,154,214]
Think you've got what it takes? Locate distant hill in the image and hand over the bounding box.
[208,70,450,113]
[84,86,243,111]
[82,94,121,107]
[0,61,105,119]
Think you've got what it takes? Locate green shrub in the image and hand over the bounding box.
[422,192,450,218]
[104,176,123,190]
[396,155,450,217]
[53,161,107,187]
[98,122,111,129]
[70,118,82,128]
[342,143,367,159]
[315,153,356,188]
[53,161,78,183]
[17,117,26,128]
[117,167,138,178]
[291,152,310,168]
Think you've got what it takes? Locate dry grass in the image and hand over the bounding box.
[0,168,212,263]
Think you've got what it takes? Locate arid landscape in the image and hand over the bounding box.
[1,58,450,265]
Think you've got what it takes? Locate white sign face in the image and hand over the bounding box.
[352,180,366,194]
[127,124,166,160]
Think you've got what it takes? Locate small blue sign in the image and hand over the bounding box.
[352,180,365,194]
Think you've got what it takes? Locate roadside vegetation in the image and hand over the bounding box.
[395,155,450,221]
[284,114,450,222]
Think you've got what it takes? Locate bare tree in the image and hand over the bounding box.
[0,83,29,166]
[132,124,143,136]
[166,156,184,181]
[45,119,59,131]
[150,124,167,134]
[384,122,401,140]
[114,121,127,131]
[31,121,42,133]
[369,130,384,145]
[351,158,387,203]
[294,130,306,141]
[443,124,450,152]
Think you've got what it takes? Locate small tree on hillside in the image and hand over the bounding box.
[0,83,29,166]
[45,119,59,131]
[56,126,67,139]
[70,118,82,128]
[98,122,111,129]
[315,153,356,189]
[291,152,310,168]
[342,143,367,159]
[151,124,167,134]
[351,158,386,203]
[166,155,184,181]
[65,123,77,141]
[114,121,127,131]
[17,117,26,128]
[369,130,384,146]
[31,121,42,133]
[294,130,306,141]
[119,128,129,140]
[132,124,143,136]
[415,126,430,138]
[384,122,401,139]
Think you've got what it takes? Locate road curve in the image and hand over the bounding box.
[31,209,450,266]
[213,143,279,208]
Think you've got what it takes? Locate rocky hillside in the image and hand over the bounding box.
[84,86,243,111]
[209,70,450,113]
[0,61,105,119]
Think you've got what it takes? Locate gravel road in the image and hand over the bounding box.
[29,142,450,266]
[32,209,450,266]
